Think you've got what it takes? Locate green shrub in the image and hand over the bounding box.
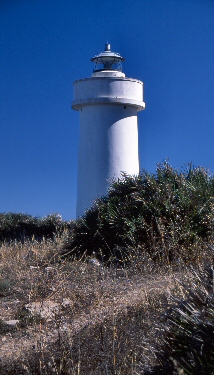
[0,279,13,297]
[62,162,214,263]
[0,213,72,243]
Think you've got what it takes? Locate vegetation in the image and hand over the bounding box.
[156,265,214,375]
[0,212,72,243]
[0,162,214,374]
[62,162,214,264]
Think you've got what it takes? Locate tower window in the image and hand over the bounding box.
[124,105,126,109]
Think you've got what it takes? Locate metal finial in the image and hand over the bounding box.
[105,42,111,51]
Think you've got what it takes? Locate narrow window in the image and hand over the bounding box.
[124,105,126,109]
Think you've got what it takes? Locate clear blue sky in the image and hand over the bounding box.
[1,0,214,221]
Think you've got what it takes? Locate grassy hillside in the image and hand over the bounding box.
[0,162,214,374]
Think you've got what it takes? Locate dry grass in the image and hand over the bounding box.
[0,237,201,374]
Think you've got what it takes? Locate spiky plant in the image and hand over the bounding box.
[62,162,214,264]
[151,265,214,375]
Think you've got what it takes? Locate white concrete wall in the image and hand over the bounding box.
[72,77,145,111]
[73,76,145,218]
[76,104,139,217]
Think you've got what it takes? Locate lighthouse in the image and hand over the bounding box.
[72,43,145,217]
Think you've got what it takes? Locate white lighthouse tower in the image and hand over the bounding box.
[72,43,145,217]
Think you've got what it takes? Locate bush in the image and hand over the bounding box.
[62,162,214,263]
[0,279,14,297]
[0,213,72,243]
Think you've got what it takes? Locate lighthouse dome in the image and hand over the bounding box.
[91,43,125,76]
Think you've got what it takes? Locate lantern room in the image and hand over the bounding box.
[91,43,125,73]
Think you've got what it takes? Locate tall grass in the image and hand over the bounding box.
[0,235,177,374]
[146,263,214,375]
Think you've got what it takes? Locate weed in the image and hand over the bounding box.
[0,278,14,297]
